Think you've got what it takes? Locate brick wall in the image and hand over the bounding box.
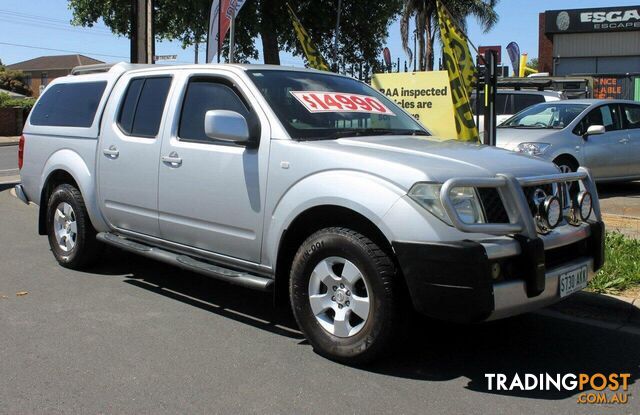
[24,69,71,97]
[538,13,554,74]
[0,107,27,136]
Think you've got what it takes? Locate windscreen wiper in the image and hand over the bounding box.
[325,128,430,139]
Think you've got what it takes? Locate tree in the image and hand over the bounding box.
[527,57,538,71]
[67,0,402,69]
[400,0,499,71]
[0,66,32,96]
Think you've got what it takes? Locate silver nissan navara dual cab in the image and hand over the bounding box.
[15,63,605,363]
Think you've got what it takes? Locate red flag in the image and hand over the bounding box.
[207,0,247,62]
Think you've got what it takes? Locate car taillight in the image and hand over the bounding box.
[18,134,24,170]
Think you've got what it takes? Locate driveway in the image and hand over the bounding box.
[0,185,638,414]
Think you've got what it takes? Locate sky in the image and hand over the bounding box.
[0,0,638,72]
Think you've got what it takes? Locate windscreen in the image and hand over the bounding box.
[247,70,428,140]
[500,103,588,129]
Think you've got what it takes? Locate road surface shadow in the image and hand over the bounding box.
[364,313,639,400]
[95,248,303,340]
[92,248,639,400]
[597,181,640,200]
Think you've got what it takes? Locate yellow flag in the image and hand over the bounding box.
[436,0,479,142]
[287,4,329,71]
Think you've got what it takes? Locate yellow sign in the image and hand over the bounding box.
[371,71,457,138]
[287,4,329,71]
[436,0,479,142]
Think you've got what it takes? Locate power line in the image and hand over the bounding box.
[0,8,80,25]
[0,8,113,33]
[0,41,128,59]
[0,18,116,37]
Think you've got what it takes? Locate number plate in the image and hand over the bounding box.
[559,265,589,298]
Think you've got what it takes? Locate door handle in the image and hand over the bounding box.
[102,145,119,158]
[161,152,182,166]
[619,138,630,144]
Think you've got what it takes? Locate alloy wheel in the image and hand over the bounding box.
[53,202,77,252]
[307,256,371,338]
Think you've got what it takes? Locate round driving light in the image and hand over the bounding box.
[491,262,501,280]
[540,196,562,229]
[577,191,593,221]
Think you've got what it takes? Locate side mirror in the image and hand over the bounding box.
[204,110,251,145]
[585,125,605,137]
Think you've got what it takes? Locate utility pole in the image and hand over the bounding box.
[130,0,154,64]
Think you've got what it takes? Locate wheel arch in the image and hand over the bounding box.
[273,204,398,305]
[38,149,108,235]
[552,153,580,172]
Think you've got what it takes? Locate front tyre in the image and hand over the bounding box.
[46,184,102,269]
[289,227,400,364]
[553,155,578,173]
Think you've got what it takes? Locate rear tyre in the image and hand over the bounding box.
[46,184,102,269]
[289,227,400,364]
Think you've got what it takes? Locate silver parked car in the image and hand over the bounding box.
[497,99,640,182]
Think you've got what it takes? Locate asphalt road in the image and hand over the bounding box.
[0,145,18,177]
[1,186,639,414]
[597,181,640,217]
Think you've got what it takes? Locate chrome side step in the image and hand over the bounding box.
[96,232,273,292]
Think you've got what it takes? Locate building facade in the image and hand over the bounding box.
[539,5,640,100]
[7,54,103,97]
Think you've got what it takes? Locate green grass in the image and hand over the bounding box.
[588,232,640,294]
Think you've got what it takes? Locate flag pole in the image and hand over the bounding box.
[229,2,236,63]
[437,0,485,64]
[216,1,221,63]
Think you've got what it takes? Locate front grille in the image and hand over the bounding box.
[479,184,559,225]
[478,188,509,223]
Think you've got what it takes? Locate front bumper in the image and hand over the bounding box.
[393,221,605,323]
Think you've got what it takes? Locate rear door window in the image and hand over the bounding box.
[117,76,172,138]
[471,93,508,114]
[496,94,509,115]
[30,81,107,127]
[623,104,640,129]
[512,94,545,114]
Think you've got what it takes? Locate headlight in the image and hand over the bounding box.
[408,183,485,225]
[517,142,551,156]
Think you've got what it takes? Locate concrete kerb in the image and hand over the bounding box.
[0,136,20,147]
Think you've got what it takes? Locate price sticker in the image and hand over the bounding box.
[290,91,395,116]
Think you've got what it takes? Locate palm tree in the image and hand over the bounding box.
[400,0,499,71]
